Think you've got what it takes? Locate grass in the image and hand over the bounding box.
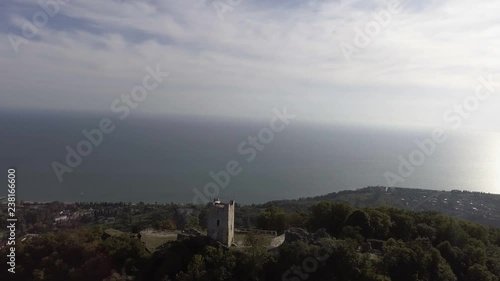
[233,233,277,248]
[104,228,127,237]
[140,230,178,253]
[103,227,177,252]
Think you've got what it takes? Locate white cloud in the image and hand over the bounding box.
[1,0,499,129]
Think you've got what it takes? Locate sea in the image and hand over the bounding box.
[1,111,499,204]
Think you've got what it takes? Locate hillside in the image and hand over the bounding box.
[264,186,500,228]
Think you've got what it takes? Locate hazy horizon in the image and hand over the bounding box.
[1,110,498,204]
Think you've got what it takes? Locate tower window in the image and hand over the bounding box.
[217,220,220,226]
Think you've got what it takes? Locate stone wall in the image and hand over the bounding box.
[207,200,235,246]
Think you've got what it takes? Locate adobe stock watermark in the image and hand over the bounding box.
[281,243,333,281]
[384,74,499,187]
[51,64,169,182]
[209,0,245,21]
[338,0,403,62]
[192,107,296,204]
[7,0,71,55]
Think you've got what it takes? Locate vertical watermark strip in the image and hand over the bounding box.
[6,168,17,274]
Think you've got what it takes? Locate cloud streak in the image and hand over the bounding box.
[1,0,500,130]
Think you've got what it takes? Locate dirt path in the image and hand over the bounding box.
[269,234,285,248]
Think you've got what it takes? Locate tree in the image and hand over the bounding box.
[176,255,208,281]
[286,210,308,228]
[345,210,371,238]
[308,202,353,236]
[462,239,487,268]
[198,209,209,229]
[383,239,418,280]
[202,246,236,281]
[416,223,437,241]
[437,241,465,277]
[329,202,354,235]
[366,209,392,239]
[184,216,200,230]
[467,264,499,281]
[241,232,272,281]
[389,213,415,241]
[429,248,456,281]
[308,202,333,232]
[257,205,286,234]
[161,219,177,230]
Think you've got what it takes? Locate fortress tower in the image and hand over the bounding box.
[207,199,235,246]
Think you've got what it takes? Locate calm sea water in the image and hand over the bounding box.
[1,111,498,204]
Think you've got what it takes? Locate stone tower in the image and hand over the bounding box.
[207,199,235,246]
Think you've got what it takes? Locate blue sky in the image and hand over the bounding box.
[1,0,500,130]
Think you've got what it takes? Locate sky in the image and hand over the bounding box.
[1,0,500,130]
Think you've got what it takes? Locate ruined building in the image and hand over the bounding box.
[207,199,235,246]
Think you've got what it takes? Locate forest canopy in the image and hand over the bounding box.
[2,202,500,281]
